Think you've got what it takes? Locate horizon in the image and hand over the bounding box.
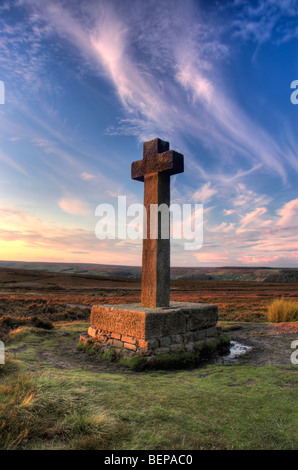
[0,259,297,271]
[0,0,297,267]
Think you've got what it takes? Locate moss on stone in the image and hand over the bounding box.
[78,334,230,371]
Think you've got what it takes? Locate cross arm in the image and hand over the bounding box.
[131,150,184,182]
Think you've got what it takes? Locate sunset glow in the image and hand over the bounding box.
[0,0,297,266]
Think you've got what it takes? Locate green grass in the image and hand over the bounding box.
[268,297,298,322]
[0,323,297,450]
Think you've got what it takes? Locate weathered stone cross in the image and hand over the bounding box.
[131,138,184,308]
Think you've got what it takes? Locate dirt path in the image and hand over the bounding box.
[36,330,129,373]
[222,322,298,366]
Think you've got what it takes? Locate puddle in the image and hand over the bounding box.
[217,340,253,364]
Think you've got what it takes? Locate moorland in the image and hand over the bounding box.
[0,264,297,450]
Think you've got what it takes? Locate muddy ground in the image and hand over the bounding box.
[7,322,298,373]
[220,322,298,366]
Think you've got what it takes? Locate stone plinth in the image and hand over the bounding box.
[82,302,218,356]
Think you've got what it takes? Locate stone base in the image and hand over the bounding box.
[82,302,219,356]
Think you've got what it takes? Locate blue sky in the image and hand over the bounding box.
[0,0,297,267]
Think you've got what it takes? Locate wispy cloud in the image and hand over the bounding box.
[237,207,268,233]
[80,172,96,181]
[0,0,297,266]
[194,252,229,263]
[232,184,272,209]
[58,198,91,216]
[198,196,298,266]
[0,149,27,175]
[277,198,298,226]
[193,182,217,204]
[232,0,298,45]
[14,0,294,183]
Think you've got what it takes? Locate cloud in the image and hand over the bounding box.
[210,222,235,233]
[237,254,280,264]
[223,209,235,216]
[31,138,55,154]
[15,0,293,182]
[176,65,213,103]
[199,196,298,267]
[58,198,91,216]
[0,149,27,175]
[0,205,142,265]
[80,172,95,181]
[232,0,298,45]
[193,182,217,204]
[194,252,229,264]
[232,184,272,208]
[238,207,267,231]
[0,0,297,267]
[277,198,298,226]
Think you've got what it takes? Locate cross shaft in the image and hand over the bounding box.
[131,138,184,308]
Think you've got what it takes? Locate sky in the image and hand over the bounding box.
[0,0,297,267]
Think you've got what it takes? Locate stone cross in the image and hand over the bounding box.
[131,138,184,308]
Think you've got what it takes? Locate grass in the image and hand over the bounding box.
[268,298,298,323]
[0,371,121,450]
[0,323,297,450]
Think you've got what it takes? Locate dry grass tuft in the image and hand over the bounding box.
[267,297,298,323]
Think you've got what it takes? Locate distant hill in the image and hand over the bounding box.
[0,260,298,282]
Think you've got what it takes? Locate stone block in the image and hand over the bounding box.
[108,339,123,349]
[147,339,160,349]
[111,332,121,340]
[169,343,184,352]
[184,341,196,352]
[137,338,160,349]
[121,335,136,345]
[91,304,146,339]
[88,326,98,338]
[153,347,172,355]
[159,336,172,347]
[80,334,91,344]
[145,308,187,337]
[88,301,219,354]
[182,331,195,343]
[137,339,149,349]
[181,304,218,331]
[123,342,137,351]
[170,334,183,344]
[97,334,108,342]
[192,329,206,341]
[206,326,217,337]
[90,302,218,342]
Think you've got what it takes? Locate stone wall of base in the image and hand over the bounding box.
[90,302,218,341]
[80,324,221,357]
